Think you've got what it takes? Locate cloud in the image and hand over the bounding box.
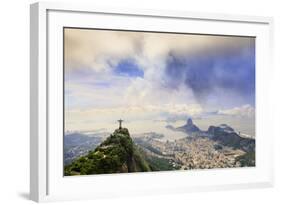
[64,28,255,132]
[65,28,254,74]
[65,29,141,72]
[123,77,197,107]
[68,103,202,117]
[217,104,255,118]
[65,103,203,130]
[163,44,255,107]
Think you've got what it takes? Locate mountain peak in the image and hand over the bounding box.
[187,118,193,126]
[175,118,200,133]
[64,128,151,175]
[113,127,130,136]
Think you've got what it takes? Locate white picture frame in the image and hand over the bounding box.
[30,2,274,202]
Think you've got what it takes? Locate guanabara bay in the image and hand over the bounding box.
[64,28,256,176]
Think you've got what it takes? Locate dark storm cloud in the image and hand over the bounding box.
[164,43,255,106]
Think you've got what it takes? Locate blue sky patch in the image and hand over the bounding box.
[114,59,144,78]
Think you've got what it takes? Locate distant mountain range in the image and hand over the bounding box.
[166,118,255,152]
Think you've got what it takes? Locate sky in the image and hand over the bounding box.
[64,28,255,136]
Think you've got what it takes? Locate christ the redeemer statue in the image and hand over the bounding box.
[117,119,123,129]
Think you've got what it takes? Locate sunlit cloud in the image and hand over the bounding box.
[218,104,255,118]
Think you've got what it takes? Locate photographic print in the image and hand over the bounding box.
[63,28,255,176]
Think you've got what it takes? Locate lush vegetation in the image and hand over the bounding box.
[235,151,255,167]
[146,156,180,171]
[64,128,151,176]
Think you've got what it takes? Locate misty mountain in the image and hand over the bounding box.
[166,118,201,134]
[177,118,201,133]
[207,125,255,152]
[166,118,255,153]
